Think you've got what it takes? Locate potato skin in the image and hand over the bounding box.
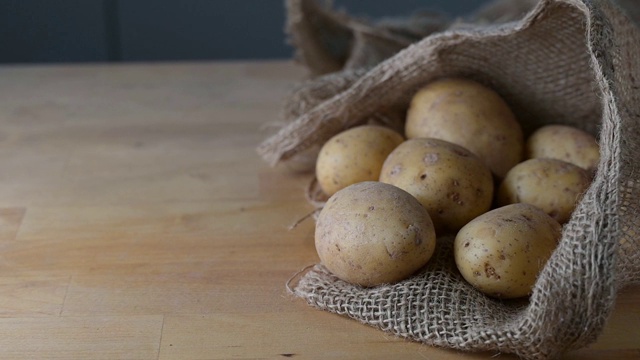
[405,78,523,178]
[454,203,561,299]
[497,158,591,223]
[315,181,436,287]
[526,124,600,173]
[316,125,404,196]
[379,138,494,234]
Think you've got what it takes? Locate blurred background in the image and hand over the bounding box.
[0,0,488,64]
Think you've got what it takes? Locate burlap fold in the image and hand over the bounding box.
[285,0,450,76]
[263,0,640,359]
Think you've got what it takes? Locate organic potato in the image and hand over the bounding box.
[316,125,404,196]
[525,124,600,173]
[379,138,493,233]
[405,78,524,178]
[315,181,437,287]
[497,158,591,223]
[454,203,561,299]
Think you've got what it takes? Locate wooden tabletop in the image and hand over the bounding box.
[0,61,637,360]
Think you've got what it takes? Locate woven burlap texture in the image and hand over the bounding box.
[260,0,640,359]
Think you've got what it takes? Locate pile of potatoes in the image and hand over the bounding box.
[313,78,600,299]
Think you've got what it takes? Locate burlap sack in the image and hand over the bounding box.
[260,0,640,358]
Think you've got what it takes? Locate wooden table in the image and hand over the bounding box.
[0,61,637,359]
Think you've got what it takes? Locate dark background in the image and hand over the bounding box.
[0,0,487,64]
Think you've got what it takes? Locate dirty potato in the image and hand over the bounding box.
[405,78,524,178]
[379,138,493,234]
[525,124,600,173]
[497,158,591,223]
[315,181,437,287]
[454,203,561,299]
[316,125,404,196]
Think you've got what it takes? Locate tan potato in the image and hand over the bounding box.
[497,158,591,223]
[379,138,493,233]
[316,125,404,196]
[526,124,600,173]
[405,78,524,178]
[454,203,561,299]
[315,181,437,287]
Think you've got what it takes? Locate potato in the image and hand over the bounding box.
[497,158,591,223]
[315,181,436,287]
[405,78,524,178]
[316,125,404,196]
[379,138,493,233]
[454,203,561,299]
[525,124,600,173]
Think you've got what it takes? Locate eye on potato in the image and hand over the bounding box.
[316,125,404,196]
[525,124,600,173]
[497,158,591,223]
[405,78,524,179]
[315,181,436,287]
[454,203,561,299]
[380,138,494,234]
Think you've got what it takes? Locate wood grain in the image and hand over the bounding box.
[0,276,69,317]
[0,61,637,359]
[0,316,163,360]
[0,208,26,241]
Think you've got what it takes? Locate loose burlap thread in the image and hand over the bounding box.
[259,0,640,359]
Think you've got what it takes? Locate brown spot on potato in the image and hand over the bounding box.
[420,174,428,180]
[464,242,470,247]
[484,263,501,279]
[368,206,375,211]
